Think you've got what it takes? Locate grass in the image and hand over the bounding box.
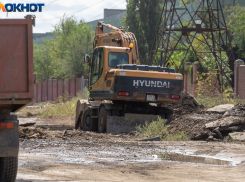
[196,92,245,108]
[17,92,87,119]
[136,116,190,141]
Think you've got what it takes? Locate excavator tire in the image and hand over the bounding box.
[0,157,18,182]
[82,108,97,131]
[98,106,111,133]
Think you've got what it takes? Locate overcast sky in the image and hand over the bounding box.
[0,0,127,33]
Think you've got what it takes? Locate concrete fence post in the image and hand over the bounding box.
[184,62,191,94]
[193,61,200,98]
[238,65,245,99]
[234,59,244,97]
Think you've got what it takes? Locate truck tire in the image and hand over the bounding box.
[0,157,18,182]
[82,108,97,131]
[98,106,111,133]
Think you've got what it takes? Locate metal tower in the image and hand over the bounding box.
[149,0,235,90]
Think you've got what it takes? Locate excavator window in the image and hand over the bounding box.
[108,52,129,68]
[90,48,104,85]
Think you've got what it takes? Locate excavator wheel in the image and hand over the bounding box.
[98,106,111,133]
[82,108,97,131]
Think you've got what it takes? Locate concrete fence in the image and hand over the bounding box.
[184,60,245,100]
[34,76,88,102]
[183,61,199,98]
[34,59,245,102]
[234,60,245,99]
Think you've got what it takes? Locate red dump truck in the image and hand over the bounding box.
[0,15,35,181]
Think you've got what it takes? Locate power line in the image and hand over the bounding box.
[43,0,58,9]
[86,1,125,22]
[37,0,105,21]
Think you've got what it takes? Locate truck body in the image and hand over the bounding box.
[0,15,35,181]
[75,22,183,133]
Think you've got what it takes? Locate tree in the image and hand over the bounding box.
[34,40,55,81]
[53,16,93,78]
[33,16,93,81]
[123,0,163,64]
[179,0,198,6]
[226,4,245,41]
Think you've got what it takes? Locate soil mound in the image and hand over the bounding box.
[164,93,204,119]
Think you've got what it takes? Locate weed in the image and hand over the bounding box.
[37,94,79,119]
[196,92,245,108]
[136,117,190,141]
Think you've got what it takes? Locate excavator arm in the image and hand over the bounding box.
[94,21,139,63]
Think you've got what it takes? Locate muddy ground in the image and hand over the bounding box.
[16,95,245,181]
[16,117,245,182]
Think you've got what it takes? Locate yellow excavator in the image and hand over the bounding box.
[75,21,183,133]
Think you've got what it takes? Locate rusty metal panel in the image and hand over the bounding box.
[0,18,34,111]
[37,82,41,102]
[64,79,70,95]
[70,77,75,98]
[34,84,37,103]
[76,77,82,95]
[58,79,64,98]
[41,80,47,102]
[48,79,52,101]
[52,79,58,101]
[0,25,28,93]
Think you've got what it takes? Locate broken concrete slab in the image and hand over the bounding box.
[19,122,36,127]
[219,125,245,132]
[205,116,245,129]
[229,132,245,142]
[107,114,159,134]
[224,104,245,117]
[140,136,161,141]
[206,104,234,114]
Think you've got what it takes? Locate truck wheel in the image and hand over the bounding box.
[0,157,18,182]
[98,106,111,133]
[82,108,97,131]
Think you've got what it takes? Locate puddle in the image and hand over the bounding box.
[158,153,232,166]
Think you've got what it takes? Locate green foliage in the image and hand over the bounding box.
[37,92,82,119]
[123,0,163,64]
[179,0,198,6]
[196,91,245,108]
[34,40,55,81]
[236,36,245,60]
[226,4,245,41]
[136,117,190,141]
[34,16,93,81]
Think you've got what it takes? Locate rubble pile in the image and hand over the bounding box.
[168,100,245,141]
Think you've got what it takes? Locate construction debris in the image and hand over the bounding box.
[205,116,245,129]
[167,96,245,141]
[19,126,46,139]
[140,136,161,141]
[229,132,245,142]
[19,122,36,127]
[206,104,234,114]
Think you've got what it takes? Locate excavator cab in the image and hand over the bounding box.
[88,46,133,92]
[108,52,129,67]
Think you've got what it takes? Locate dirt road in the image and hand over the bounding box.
[16,118,245,182]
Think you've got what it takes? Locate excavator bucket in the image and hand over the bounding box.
[75,100,89,129]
